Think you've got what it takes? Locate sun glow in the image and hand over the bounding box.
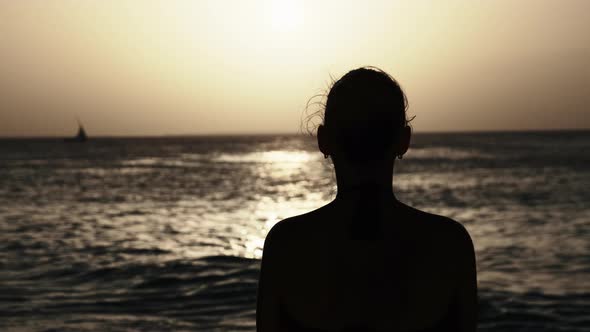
[269,0,304,32]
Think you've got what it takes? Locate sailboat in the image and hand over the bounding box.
[64,121,88,142]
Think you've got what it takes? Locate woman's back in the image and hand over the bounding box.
[258,195,476,332]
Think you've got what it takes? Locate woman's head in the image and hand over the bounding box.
[317,67,412,164]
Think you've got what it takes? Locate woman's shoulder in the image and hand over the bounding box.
[400,203,474,250]
[261,206,333,264]
[265,204,332,239]
[263,203,340,251]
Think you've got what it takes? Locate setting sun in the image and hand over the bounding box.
[269,0,304,32]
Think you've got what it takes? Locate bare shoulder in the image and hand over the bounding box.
[266,204,331,237]
[402,204,475,252]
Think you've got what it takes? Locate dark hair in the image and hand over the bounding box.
[306,67,411,162]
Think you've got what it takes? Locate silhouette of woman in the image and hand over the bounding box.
[257,67,477,332]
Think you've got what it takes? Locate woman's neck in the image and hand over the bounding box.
[332,158,396,199]
[335,183,396,201]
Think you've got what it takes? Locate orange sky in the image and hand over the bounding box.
[1,0,589,136]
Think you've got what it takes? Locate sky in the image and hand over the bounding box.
[1,0,589,136]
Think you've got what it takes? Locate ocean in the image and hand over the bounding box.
[0,131,588,331]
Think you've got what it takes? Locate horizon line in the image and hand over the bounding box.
[1,127,589,139]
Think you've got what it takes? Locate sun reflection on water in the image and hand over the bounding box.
[215,150,316,164]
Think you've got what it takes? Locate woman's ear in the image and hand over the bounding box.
[317,125,331,156]
[396,125,412,156]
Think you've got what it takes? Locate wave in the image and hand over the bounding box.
[0,255,259,331]
[407,147,492,160]
[1,255,588,331]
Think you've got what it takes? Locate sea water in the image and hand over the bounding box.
[0,131,588,331]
